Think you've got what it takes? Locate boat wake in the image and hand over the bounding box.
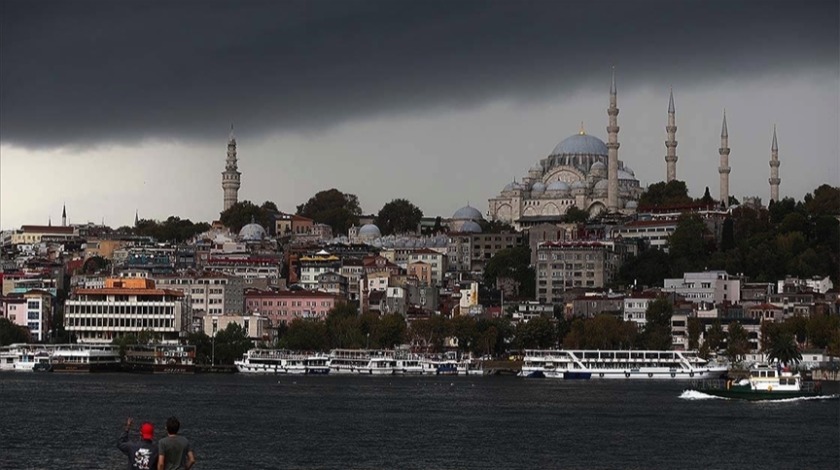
[752,394,840,403]
[679,390,726,400]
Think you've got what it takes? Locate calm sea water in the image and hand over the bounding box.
[1,373,837,470]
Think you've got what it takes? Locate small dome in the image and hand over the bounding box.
[358,224,381,238]
[502,181,523,193]
[452,205,484,221]
[547,181,570,192]
[618,169,637,180]
[595,179,609,190]
[531,182,546,194]
[571,180,586,190]
[623,166,635,176]
[239,222,266,241]
[591,161,606,171]
[551,133,609,157]
[460,220,483,233]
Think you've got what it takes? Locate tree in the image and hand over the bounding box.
[372,314,407,348]
[668,213,711,275]
[687,317,702,350]
[767,332,802,367]
[0,318,32,345]
[642,298,673,350]
[638,180,693,208]
[705,320,725,353]
[803,184,840,216]
[82,256,110,274]
[615,248,671,288]
[297,188,362,235]
[219,200,274,233]
[720,217,735,251]
[281,319,328,351]
[483,246,535,299]
[699,186,715,206]
[212,323,253,364]
[725,322,750,364]
[187,332,213,365]
[374,199,423,235]
[514,316,556,349]
[564,207,589,223]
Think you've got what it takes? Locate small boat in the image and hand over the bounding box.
[124,344,196,374]
[690,363,823,401]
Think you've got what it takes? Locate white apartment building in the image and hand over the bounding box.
[623,293,657,326]
[64,278,188,343]
[663,271,741,305]
[155,272,244,315]
[407,249,446,286]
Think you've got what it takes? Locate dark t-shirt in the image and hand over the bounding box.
[117,431,159,470]
[158,435,192,470]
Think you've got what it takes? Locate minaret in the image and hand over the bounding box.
[769,126,780,203]
[665,88,678,182]
[134,210,139,227]
[61,204,67,227]
[718,111,731,208]
[222,124,241,212]
[606,67,620,211]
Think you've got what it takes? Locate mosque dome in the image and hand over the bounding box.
[571,180,586,190]
[452,205,484,221]
[460,220,483,233]
[546,181,571,195]
[591,161,606,171]
[239,220,267,241]
[594,179,609,196]
[502,181,523,193]
[618,169,636,180]
[550,133,608,157]
[358,223,382,238]
[623,166,635,176]
[531,182,546,194]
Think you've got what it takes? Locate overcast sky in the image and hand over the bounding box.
[1,0,838,230]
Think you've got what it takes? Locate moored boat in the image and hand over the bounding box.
[690,363,824,401]
[124,344,196,374]
[520,349,727,380]
[50,344,121,372]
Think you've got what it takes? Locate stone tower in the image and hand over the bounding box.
[718,111,731,209]
[665,88,678,182]
[222,125,241,212]
[607,68,620,212]
[769,126,780,203]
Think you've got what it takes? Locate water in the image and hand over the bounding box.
[1,373,838,470]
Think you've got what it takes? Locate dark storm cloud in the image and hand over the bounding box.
[1,0,837,148]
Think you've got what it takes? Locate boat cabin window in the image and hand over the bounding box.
[768,371,775,377]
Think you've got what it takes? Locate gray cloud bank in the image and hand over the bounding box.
[1,0,837,149]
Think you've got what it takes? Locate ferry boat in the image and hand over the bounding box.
[691,364,824,401]
[521,349,728,380]
[50,344,122,372]
[458,358,485,376]
[356,351,398,375]
[1,344,52,372]
[420,357,459,376]
[395,354,425,375]
[124,344,196,374]
[235,349,331,374]
[328,349,377,374]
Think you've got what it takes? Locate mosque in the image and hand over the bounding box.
[488,71,783,228]
[488,71,641,226]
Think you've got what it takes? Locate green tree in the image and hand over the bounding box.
[372,314,407,348]
[219,201,273,233]
[0,318,32,345]
[281,319,328,351]
[767,332,802,367]
[720,217,735,251]
[807,314,840,349]
[483,246,535,298]
[642,298,673,350]
[212,323,253,364]
[187,332,213,365]
[705,320,725,353]
[638,180,693,208]
[564,207,589,223]
[450,315,478,353]
[409,315,449,352]
[615,248,671,288]
[374,199,423,235]
[514,316,556,349]
[668,213,711,275]
[698,186,715,206]
[297,188,362,235]
[725,322,750,364]
[687,317,702,350]
[82,256,110,274]
[803,184,840,216]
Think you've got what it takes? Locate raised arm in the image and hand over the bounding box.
[117,418,133,453]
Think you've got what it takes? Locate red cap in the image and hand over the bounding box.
[140,422,154,440]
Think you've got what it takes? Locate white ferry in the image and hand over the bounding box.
[458,358,485,376]
[235,349,331,375]
[420,357,459,376]
[395,356,424,375]
[0,344,51,371]
[328,349,376,374]
[521,349,728,380]
[357,351,398,375]
[50,344,121,372]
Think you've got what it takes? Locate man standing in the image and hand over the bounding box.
[157,416,196,470]
[117,417,158,470]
